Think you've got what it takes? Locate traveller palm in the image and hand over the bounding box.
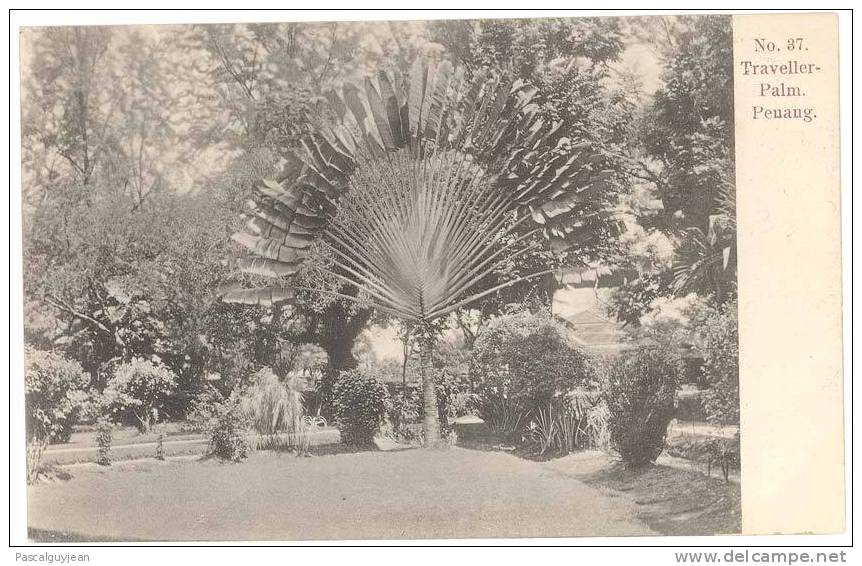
[221,60,620,444]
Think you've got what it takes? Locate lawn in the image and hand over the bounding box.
[40,424,340,466]
[28,443,739,542]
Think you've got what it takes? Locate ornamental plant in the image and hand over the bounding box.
[24,346,91,444]
[104,358,176,433]
[602,346,681,468]
[222,60,622,444]
[331,369,389,447]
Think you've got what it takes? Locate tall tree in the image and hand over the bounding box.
[192,22,441,377]
[608,15,737,322]
[223,60,622,444]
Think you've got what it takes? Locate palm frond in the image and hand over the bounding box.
[223,61,621,323]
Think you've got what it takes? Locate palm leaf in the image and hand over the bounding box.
[223,61,621,323]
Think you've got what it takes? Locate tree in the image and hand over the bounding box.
[636,15,734,231]
[429,17,637,336]
[608,15,737,323]
[104,358,177,433]
[223,61,622,445]
[22,27,114,192]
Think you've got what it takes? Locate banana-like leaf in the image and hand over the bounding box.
[222,61,621,315]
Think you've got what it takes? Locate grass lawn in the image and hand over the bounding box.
[29,445,662,541]
[41,426,340,466]
[28,442,739,542]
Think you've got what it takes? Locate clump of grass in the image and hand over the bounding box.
[241,368,310,454]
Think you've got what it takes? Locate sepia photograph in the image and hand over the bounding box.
[15,10,775,543]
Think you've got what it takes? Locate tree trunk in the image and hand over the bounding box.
[418,330,441,447]
[135,411,151,435]
[319,300,370,373]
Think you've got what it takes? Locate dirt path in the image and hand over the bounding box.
[28,446,656,541]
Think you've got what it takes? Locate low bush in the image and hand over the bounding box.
[206,396,251,462]
[602,347,681,468]
[470,310,595,444]
[96,419,113,466]
[666,434,740,482]
[332,369,389,447]
[24,347,91,444]
[527,389,607,455]
[475,395,528,441]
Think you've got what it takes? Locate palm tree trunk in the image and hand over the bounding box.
[419,339,441,446]
[416,319,441,446]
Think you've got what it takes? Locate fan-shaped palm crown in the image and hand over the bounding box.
[223,60,617,324]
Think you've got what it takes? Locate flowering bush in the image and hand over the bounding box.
[24,346,91,444]
[104,358,176,433]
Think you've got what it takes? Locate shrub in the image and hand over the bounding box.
[585,402,611,452]
[24,347,91,444]
[332,369,389,447]
[698,300,739,425]
[527,389,605,455]
[386,388,422,443]
[475,395,528,440]
[240,367,307,451]
[206,397,251,462]
[96,419,113,466]
[666,433,740,482]
[433,369,474,436]
[104,358,176,433]
[471,311,594,412]
[602,347,681,468]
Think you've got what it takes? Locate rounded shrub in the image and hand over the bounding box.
[470,311,594,438]
[104,358,176,433]
[332,369,389,447]
[24,346,91,444]
[471,310,594,406]
[602,346,681,468]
